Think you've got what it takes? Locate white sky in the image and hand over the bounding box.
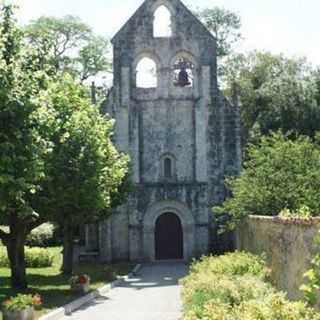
[12,0,320,66]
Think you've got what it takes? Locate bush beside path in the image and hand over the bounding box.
[181,252,320,320]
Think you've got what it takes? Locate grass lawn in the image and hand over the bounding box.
[0,247,133,319]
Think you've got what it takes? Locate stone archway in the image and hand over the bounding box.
[143,200,195,261]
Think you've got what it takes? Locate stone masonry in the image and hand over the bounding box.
[87,0,241,262]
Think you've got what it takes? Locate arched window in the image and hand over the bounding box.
[136,57,157,88]
[153,5,172,38]
[164,157,172,178]
[173,57,194,88]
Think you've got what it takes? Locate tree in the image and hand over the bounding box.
[39,76,128,275]
[75,35,110,82]
[25,16,111,82]
[215,132,320,229]
[223,51,320,148]
[0,5,54,289]
[195,7,242,58]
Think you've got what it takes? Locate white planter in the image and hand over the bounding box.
[3,306,34,320]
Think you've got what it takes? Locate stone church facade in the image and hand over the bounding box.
[86,0,241,262]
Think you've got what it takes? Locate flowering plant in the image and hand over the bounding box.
[69,274,90,286]
[2,294,42,312]
[32,294,42,310]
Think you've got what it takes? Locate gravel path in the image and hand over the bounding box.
[62,262,188,320]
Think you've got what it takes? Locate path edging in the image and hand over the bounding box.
[39,264,142,320]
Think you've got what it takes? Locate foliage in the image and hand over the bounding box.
[38,75,129,274]
[25,15,111,82]
[0,247,133,317]
[195,6,242,58]
[181,252,320,320]
[0,5,126,281]
[279,206,312,220]
[42,75,129,225]
[76,35,110,82]
[215,132,320,229]
[0,5,52,223]
[0,4,56,289]
[0,247,54,268]
[2,294,34,312]
[189,251,269,280]
[300,231,320,306]
[25,223,55,247]
[223,51,320,148]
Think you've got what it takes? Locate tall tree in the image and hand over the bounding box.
[39,76,128,275]
[215,132,320,229]
[0,5,54,289]
[223,51,320,148]
[25,16,111,82]
[195,7,242,58]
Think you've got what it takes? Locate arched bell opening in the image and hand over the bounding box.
[172,57,194,88]
[136,57,158,88]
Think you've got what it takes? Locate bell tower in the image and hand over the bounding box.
[100,0,241,262]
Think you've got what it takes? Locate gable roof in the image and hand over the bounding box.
[111,0,216,44]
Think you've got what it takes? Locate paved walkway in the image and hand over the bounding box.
[63,262,188,320]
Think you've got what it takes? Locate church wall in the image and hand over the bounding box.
[139,100,194,182]
[110,211,130,261]
[134,182,209,260]
[97,0,241,262]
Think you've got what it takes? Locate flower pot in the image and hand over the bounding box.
[71,283,90,295]
[3,306,34,320]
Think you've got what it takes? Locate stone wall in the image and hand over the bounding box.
[236,216,320,300]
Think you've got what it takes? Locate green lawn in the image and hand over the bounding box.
[0,247,133,319]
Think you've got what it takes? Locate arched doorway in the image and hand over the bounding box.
[155,212,183,260]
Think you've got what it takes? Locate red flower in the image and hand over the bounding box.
[78,275,88,284]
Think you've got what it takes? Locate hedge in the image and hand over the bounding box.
[1,223,60,247]
[0,247,54,268]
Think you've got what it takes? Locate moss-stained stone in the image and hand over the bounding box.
[94,0,241,262]
[236,216,320,301]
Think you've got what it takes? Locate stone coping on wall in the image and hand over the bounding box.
[247,215,320,226]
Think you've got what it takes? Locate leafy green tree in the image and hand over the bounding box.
[0,5,54,289]
[195,7,242,58]
[224,51,320,148]
[75,35,110,82]
[215,132,320,229]
[39,76,128,275]
[25,16,111,82]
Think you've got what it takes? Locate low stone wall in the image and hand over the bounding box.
[236,216,320,300]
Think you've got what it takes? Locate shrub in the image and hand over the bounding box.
[197,294,320,320]
[215,132,320,229]
[181,252,320,320]
[300,230,320,306]
[0,247,54,268]
[1,223,59,248]
[189,251,269,279]
[26,223,56,247]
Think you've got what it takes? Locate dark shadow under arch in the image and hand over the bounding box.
[155,212,183,260]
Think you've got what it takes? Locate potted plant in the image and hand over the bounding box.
[69,274,90,294]
[2,294,42,320]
